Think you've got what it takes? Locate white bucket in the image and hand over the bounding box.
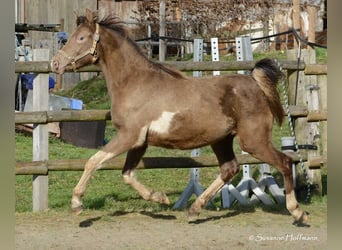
[281,137,295,147]
[281,137,295,152]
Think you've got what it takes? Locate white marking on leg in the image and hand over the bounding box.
[149,111,177,134]
[189,175,225,219]
[89,150,115,170]
[133,125,148,147]
[123,171,153,200]
[71,150,115,212]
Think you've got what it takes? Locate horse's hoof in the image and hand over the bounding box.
[71,205,83,216]
[187,205,200,223]
[293,211,309,227]
[151,192,170,205]
[187,210,200,223]
[298,211,309,223]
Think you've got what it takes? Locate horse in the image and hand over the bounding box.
[51,9,308,224]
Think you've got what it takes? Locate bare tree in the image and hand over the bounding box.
[132,0,274,39]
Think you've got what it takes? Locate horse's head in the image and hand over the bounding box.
[51,9,99,74]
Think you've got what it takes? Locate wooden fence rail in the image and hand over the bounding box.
[15,110,112,124]
[15,106,327,125]
[16,152,313,175]
[15,60,327,74]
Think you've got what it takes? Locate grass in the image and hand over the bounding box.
[15,48,327,213]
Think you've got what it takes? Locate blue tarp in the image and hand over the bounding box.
[20,73,55,90]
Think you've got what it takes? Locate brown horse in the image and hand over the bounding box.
[51,9,308,224]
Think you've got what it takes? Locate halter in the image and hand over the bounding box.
[57,23,100,72]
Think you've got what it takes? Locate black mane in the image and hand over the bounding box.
[79,14,185,79]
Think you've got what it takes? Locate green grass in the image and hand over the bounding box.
[58,75,111,109]
[15,48,327,213]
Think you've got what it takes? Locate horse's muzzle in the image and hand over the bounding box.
[50,58,64,74]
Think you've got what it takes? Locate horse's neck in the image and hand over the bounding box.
[98,39,152,88]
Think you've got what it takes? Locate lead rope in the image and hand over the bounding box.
[277,57,311,203]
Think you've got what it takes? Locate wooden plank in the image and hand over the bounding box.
[32,49,49,212]
[46,110,111,122]
[15,111,48,124]
[15,61,51,73]
[15,110,111,124]
[307,110,327,122]
[308,156,327,168]
[15,60,307,73]
[304,64,327,75]
[318,74,328,161]
[15,106,324,125]
[15,152,306,175]
[288,105,308,117]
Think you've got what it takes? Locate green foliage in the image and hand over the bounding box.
[58,75,110,110]
[315,47,327,64]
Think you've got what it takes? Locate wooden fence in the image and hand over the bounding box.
[15,49,327,211]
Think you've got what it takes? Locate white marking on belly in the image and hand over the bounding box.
[149,111,177,135]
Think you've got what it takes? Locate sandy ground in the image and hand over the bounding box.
[15,206,327,250]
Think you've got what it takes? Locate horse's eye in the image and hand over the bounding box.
[79,36,84,41]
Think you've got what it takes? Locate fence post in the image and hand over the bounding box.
[192,38,203,77]
[211,37,220,76]
[159,0,166,62]
[287,49,322,197]
[32,49,49,212]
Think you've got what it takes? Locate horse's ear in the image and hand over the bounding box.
[85,8,98,24]
[85,8,93,22]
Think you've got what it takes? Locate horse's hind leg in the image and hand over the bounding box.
[238,122,308,224]
[188,135,239,221]
[122,145,170,205]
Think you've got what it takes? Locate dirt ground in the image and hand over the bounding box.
[15,205,327,250]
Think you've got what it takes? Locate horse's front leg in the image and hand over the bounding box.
[122,145,170,205]
[71,130,137,215]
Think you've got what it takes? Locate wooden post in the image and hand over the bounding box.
[318,74,327,161]
[303,50,322,196]
[292,0,300,48]
[308,5,316,50]
[147,22,152,59]
[55,18,64,91]
[263,19,269,51]
[159,0,166,62]
[32,49,49,212]
[288,49,322,197]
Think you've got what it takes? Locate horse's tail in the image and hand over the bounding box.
[252,58,284,126]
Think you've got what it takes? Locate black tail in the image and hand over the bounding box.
[252,58,284,126]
